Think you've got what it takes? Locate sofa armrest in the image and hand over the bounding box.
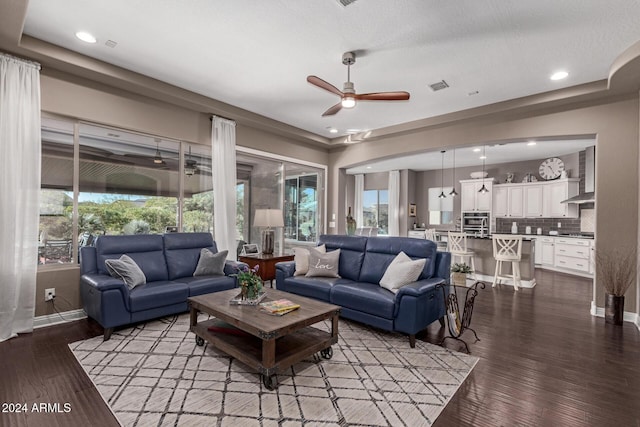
[224,260,248,276]
[81,273,130,293]
[275,261,296,278]
[80,246,97,275]
[396,277,445,298]
[435,251,451,284]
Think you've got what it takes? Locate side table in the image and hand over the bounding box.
[238,253,294,287]
[435,281,485,353]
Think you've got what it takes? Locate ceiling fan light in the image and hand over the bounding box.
[341,96,356,108]
[153,150,163,164]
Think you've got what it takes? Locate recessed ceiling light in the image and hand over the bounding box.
[527,141,537,146]
[329,128,338,134]
[366,166,372,169]
[479,155,487,160]
[473,148,481,152]
[76,31,97,43]
[550,71,568,81]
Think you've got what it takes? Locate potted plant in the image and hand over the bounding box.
[595,248,635,325]
[451,262,473,287]
[233,264,264,301]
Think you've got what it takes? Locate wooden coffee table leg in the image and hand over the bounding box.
[262,338,277,389]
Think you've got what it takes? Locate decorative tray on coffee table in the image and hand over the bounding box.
[229,290,267,305]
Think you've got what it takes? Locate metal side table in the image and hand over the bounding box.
[435,281,485,353]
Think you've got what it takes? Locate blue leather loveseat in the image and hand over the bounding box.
[80,232,239,340]
[276,235,451,347]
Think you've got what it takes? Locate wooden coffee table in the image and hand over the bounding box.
[188,288,340,390]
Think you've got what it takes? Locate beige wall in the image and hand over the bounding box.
[328,95,639,313]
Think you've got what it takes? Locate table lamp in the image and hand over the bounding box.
[253,208,284,254]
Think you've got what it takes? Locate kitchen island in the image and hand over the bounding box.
[439,233,536,288]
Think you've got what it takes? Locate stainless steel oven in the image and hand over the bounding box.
[462,212,490,235]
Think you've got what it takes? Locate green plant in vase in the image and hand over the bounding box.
[450,262,473,287]
[233,264,263,300]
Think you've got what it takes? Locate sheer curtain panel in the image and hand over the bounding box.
[388,170,400,236]
[211,116,238,260]
[0,54,41,342]
[354,174,364,227]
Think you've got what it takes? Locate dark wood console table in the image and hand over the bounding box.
[239,253,295,287]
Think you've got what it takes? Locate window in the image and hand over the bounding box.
[428,187,454,225]
[363,189,388,235]
[78,124,180,238]
[284,174,318,242]
[39,119,74,264]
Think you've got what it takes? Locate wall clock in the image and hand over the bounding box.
[538,157,565,180]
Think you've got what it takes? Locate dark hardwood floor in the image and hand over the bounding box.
[1,270,638,427]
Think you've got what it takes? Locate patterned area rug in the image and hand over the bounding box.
[70,314,478,426]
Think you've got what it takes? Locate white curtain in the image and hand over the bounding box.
[0,54,41,342]
[211,116,238,260]
[388,170,400,236]
[354,174,364,227]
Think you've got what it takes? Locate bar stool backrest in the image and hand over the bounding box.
[492,234,523,261]
[447,232,469,254]
[425,229,437,241]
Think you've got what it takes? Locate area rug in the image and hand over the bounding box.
[70,314,478,426]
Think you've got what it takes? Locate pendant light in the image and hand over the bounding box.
[478,146,489,194]
[449,148,459,197]
[438,150,446,198]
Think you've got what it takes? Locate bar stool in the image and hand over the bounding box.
[447,232,476,280]
[492,234,523,290]
[425,228,437,241]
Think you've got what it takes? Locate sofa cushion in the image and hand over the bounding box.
[280,277,346,302]
[379,251,426,293]
[96,234,169,282]
[173,275,236,296]
[128,281,189,312]
[164,232,218,280]
[306,248,341,278]
[104,254,146,290]
[193,249,228,276]
[293,244,326,276]
[359,237,437,284]
[318,235,367,281]
[330,282,397,320]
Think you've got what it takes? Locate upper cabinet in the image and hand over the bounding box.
[461,179,494,212]
[493,178,578,218]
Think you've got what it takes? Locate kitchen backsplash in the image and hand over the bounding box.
[495,217,581,235]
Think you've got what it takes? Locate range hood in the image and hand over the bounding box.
[562,146,595,204]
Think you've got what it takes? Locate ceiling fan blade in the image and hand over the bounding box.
[355,91,410,101]
[322,102,343,116]
[307,75,344,97]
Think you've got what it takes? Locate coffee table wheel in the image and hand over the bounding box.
[263,374,277,391]
[195,336,205,346]
[320,347,333,359]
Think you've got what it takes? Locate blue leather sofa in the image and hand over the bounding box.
[80,232,240,340]
[276,235,451,347]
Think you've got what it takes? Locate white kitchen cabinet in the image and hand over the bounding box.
[408,230,426,239]
[508,186,524,217]
[493,186,508,217]
[524,185,544,217]
[554,238,591,273]
[461,179,494,212]
[534,238,542,265]
[541,237,555,267]
[543,179,579,218]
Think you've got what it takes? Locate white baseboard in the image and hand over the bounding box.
[34,309,87,329]
[590,301,639,328]
[474,273,536,289]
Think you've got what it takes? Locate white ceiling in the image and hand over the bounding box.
[23,1,640,141]
[345,138,595,174]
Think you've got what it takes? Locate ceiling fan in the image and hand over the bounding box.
[184,146,212,176]
[307,51,410,116]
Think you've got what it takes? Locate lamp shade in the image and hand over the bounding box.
[253,209,284,228]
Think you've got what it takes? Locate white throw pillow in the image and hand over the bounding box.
[379,251,426,293]
[306,248,341,278]
[293,244,326,276]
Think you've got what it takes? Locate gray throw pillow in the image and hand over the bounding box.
[193,249,228,276]
[105,254,146,290]
[306,248,341,278]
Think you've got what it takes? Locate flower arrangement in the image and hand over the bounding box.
[451,263,473,274]
[233,264,263,300]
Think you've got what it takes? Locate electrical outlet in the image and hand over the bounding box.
[557,222,562,228]
[45,288,55,301]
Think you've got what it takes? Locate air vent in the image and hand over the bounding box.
[105,40,118,48]
[337,0,358,6]
[429,80,449,92]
